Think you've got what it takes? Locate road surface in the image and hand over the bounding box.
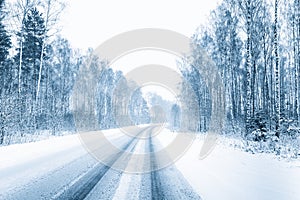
[0,126,201,200]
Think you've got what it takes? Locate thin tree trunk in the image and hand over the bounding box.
[36,0,51,101]
[18,39,23,94]
[245,0,252,134]
[274,0,280,137]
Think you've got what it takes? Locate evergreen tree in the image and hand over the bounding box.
[0,0,12,145]
[0,0,11,64]
[0,0,12,94]
[14,7,47,132]
[15,7,47,97]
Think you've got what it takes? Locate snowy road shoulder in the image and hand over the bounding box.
[156,131,300,200]
[0,129,123,199]
[1,128,300,200]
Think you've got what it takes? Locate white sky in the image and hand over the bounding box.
[141,85,178,103]
[110,50,179,101]
[60,0,220,49]
[60,0,220,101]
[110,50,180,74]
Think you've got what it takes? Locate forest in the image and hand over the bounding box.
[0,0,299,157]
[179,0,300,157]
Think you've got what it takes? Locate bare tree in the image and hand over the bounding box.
[36,0,66,101]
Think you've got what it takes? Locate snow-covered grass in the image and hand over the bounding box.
[217,122,300,159]
[0,130,75,146]
[224,133,300,160]
[157,129,300,200]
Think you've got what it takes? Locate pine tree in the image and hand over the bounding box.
[0,0,11,64]
[15,7,46,95]
[0,0,12,93]
[14,7,47,132]
[0,0,11,144]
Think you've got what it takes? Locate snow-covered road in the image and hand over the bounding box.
[0,126,201,200]
[1,127,300,200]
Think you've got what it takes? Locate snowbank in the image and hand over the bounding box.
[157,130,300,200]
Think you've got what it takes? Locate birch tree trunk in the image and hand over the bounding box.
[274,0,280,137]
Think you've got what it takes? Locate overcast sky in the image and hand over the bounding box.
[60,0,220,101]
[60,0,220,49]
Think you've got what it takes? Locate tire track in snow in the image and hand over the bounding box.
[112,139,146,200]
[148,131,202,200]
[52,126,152,200]
[149,133,164,200]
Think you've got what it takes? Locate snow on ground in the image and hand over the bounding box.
[1,128,300,200]
[0,129,124,171]
[0,128,123,197]
[157,129,300,200]
[111,140,146,200]
[0,134,80,171]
